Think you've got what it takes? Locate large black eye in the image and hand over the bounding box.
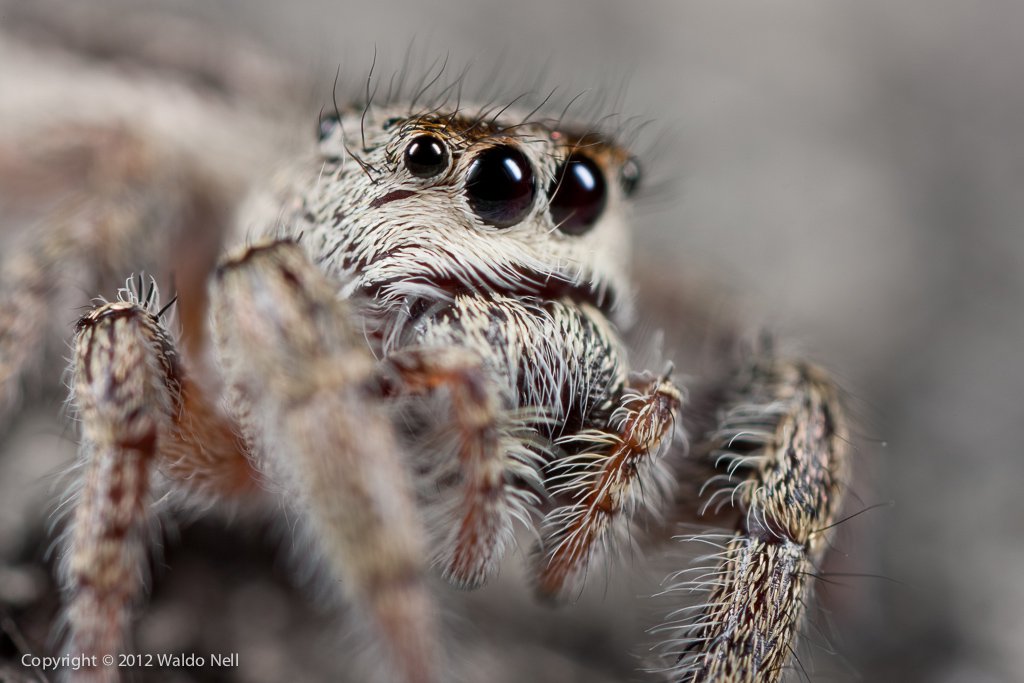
[464,146,535,229]
[403,135,449,178]
[549,153,607,235]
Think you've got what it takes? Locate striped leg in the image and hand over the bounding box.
[62,284,255,683]
[536,371,683,601]
[658,360,849,683]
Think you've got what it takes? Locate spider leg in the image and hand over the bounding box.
[63,288,257,683]
[380,347,538,589]
[0,124,229,425]
[657,358,849,683]
[211,241,439,683]
[536,371,683,601]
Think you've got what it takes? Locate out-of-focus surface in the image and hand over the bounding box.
[1,1,1022,681]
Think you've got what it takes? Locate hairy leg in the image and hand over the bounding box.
[211,241,440,683]
[0,125,229,424]
[63,285,256,683]
[656,358,849,683]
[534,370,682,601]
[380,347,541,589]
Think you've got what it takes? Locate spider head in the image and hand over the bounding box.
[308,104,640,324]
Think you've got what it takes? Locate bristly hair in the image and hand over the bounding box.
[322,47,657,170]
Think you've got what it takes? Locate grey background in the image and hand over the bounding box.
[2,1,1023,681]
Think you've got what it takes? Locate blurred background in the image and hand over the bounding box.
[1,0,1022,681]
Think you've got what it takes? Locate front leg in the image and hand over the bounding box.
[211,241,440,683]
[62,281,257,683]
[661,359,849,683]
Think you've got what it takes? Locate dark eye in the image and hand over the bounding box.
[464,146,536,228]
[620,155,642,197]
[318,111,340,142]
[403,135,449,178]
[549,153,607,235]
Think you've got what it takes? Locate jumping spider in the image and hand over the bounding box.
[0,25,849,683]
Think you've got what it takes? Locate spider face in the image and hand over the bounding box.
[307,106,637,322]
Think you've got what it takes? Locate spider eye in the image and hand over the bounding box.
[318,111,340,142]
[464,146,535,229]
[620,155,642,197]
[403,135,449,178]
[549,153,607,235]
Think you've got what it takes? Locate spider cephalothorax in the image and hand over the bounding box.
[0,34,850,683]
[287,106,635,320]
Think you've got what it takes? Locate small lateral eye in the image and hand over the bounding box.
[318,111,340,142]
[549,153,607,235]
[464,145,536,229]
[403,135,450,178]
[620,155,642,197]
